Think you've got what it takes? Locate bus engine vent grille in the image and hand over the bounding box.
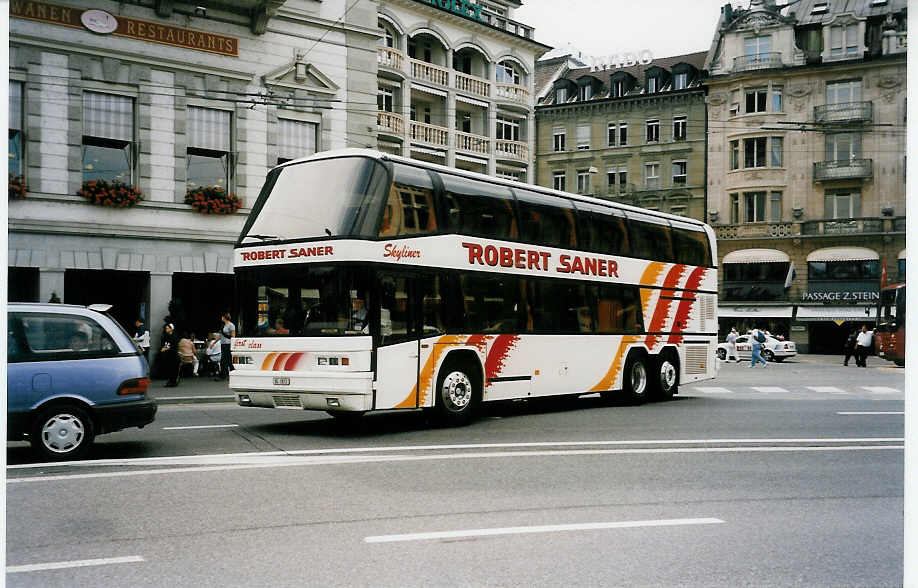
[684,344,708,375]
[701,295,716,332]
[272,394,302,408]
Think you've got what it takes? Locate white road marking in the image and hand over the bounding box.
[6,445,903,484]
[807,386,849,394]
[7,555,144,573]
[364,517,725,544]
[862,386,901,394]
[692,387,733,394]
[751,387,789,394]
[162,424,239,430]
[838,412,904,415]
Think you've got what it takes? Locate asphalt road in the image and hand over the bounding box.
[6,355,905,586]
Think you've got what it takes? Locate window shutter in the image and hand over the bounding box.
[277,119,317,160]
[9,81,22,131]
[187,105,231,152]
[83,91,133,141]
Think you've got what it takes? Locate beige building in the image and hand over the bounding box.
[705,0,906,353]
[534,51,708,220]
[375,0,550,182]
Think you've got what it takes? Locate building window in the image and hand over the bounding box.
[618,122,628,146]
[555,87,567,103]
[578,84,593,101]
[82,91,135,184]
[186,105,231,191]
[618,169,628,191]
[378,86,394,112]
[607,169,616,189]
[770,136,783,167]
[612,79,625,98]
[646,76,659,94]
[9,81,23,177]
[552,170,566,191]
[772,86,783,112]
[824,191,861,219]
[496,61,521,85]
[744,35,772,58]
[672,160,687,185]
[730,140,740,170]
[745,88,767,113]
[730,193,739,223]
[825,133,861,162]
[497,117,520,141]
[674,72,688,90]
[576,169,590,194]
[830,23,859,57]
[576,124,590,150]
[826,80,862,104]
[553,128,566,151]
[730,89,740,116]
[743,191,767,222]
[645,119,659,143]
[276,119,317,165]
[770,191,783,221]
[607,122,616,147]
[743,137,767,168]
[456,111,471,133]
[644,162,660,188]
[673,116,686,141]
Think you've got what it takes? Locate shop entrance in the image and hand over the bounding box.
[807,320,874,354]
[8,267,39,302]
[64,269,149,332]
[170,273,234,339]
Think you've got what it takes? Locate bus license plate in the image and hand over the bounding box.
[273,377,290,386]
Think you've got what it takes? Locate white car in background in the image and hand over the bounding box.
[717,334,797,362]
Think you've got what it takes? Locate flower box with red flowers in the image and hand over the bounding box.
[184,186,242,215]
[9,174,28,200]
[78,179,143,208]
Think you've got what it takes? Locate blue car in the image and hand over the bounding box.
[7,303,157,460]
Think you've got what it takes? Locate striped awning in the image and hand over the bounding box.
[277,119,317,160]
[411,83,447,97]
[806,247,879,263]
[722,248,790,264]
[187,105,231,152]
[83,91,133,141]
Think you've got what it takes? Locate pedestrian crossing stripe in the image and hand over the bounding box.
[751,386,789,394]
[688,387,901,395]
[861,386,900,394]
[806,386,849,395]
[693,387,733,394]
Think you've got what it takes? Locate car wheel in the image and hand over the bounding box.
[717,348,726,361]
[31,404,94,461]
[434,361,480,426]
[655,355,679,400]
[774,357,786,363]
[621,354,649,405]
[762,349,775,362]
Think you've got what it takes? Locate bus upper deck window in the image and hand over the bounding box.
[380,164,438,238]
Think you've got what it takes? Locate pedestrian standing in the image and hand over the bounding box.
[133,318,151,363]
[726,327,739,362]
[749,326,767,368]
[842,328,857,366]
[160,323,179,387]
[218,312,235,381]
[855,324,874,367]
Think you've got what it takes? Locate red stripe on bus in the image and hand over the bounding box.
[272,353,291,371]
[667,267,708,344]
[485,335,520,382]
[283,352,304,370]
[644,264,686,350]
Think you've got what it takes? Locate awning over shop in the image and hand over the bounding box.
[806,247,879,263]
[898,249,906,260]
[718,305,793,318]
[722,248,790,264]
[795,306,877,321]
[411,83,448,97]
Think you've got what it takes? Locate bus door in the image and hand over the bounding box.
[374,272,421,409]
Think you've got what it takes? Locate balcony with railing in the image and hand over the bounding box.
[495,82,530,105]
[814,101,873,124]
[409,121,449,148]
[456,131,490,155]
[377,46,405,72]
[410,59,449,86]
[377,111,404,137]
[478,13,534,39]
[813,159,873,182]
[715,222,796,240]
[733,52,783,72]
[802,217,887,236]
[454,72,490,99]
[494,139,529,162]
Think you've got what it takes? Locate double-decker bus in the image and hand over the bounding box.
[230,149,718,424]
[875,282,905,366]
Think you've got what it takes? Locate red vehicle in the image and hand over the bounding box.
[875,283,905,366]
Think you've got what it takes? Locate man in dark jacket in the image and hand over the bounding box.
[160,323,179,387]
[843,328,857,366]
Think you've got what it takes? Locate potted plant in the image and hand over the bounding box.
[184,185,242,215]
[9,173,28,200]
[77,179,143,208]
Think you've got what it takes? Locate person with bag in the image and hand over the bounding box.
[842,328,857,366]
[749,325,768,368]
[133,318,151,363]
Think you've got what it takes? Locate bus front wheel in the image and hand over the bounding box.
[621,354,649,405]
[434,361,480,426]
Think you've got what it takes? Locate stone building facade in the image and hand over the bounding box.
[704,0,906,353]
[533,51,708,221]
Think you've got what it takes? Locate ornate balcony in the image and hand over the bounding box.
[814,101,873,124]
[409,121,449,148]
[456,131,490,155]
[495,82,530,105]
[377,111,404,137]
[733,52,783,71]
[813,159,873,182]
[802,217,886,236]
[494,139,529,162]
[410,59,449,86]
[454,72,490,99]
[715,222,796,240]
[377,46,405,71]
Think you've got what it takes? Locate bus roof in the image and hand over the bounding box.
[278,148,712,231]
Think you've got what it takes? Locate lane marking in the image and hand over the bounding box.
[692,387,733,394]
[8,438,905,469]
[807,386,849,395]
[7,555,144,573]
[838,412,904,415]
[751,387,789,394]
[862,387,901,394]
[364,517,725,544]
[7,445,903,484]
[162,424,240,430]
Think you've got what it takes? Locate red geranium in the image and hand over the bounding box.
[78,179,142,208]
[184,186,242,215]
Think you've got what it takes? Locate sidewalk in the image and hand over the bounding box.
[150,374,236,405]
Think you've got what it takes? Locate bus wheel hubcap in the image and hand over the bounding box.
[660,361,676,390]
[442,371,472,410]
[631,363,647,395]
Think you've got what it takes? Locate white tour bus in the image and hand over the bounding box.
[230,149,718,424]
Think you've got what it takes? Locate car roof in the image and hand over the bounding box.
[8,303,107,316]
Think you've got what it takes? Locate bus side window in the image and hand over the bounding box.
[574,202,629,257]
[670,226,711,267]
[380,164,438,238]
[592,284,643,334]
[627,217,674,262]
[514,189,577,248]
[440,174,516,240]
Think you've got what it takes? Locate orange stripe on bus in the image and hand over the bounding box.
[589,336,640,392]
[395,335,466,409]
[638,262,666,318]
[261,353,278,370]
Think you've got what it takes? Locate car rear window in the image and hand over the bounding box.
[15,313,118,356]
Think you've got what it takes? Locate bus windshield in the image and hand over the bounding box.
[239,157,390,243]
[237,264,372,337]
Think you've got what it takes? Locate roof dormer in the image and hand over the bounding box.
[576,74,602,101]
[552,78,577,104]
[644,66,670,94]
[609,71,637,98]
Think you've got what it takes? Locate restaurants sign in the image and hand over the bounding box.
[11,1,239,57]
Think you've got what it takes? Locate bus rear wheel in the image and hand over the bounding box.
[621,354,649,405]
[654,354,679,400]
[434,361,480,426]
